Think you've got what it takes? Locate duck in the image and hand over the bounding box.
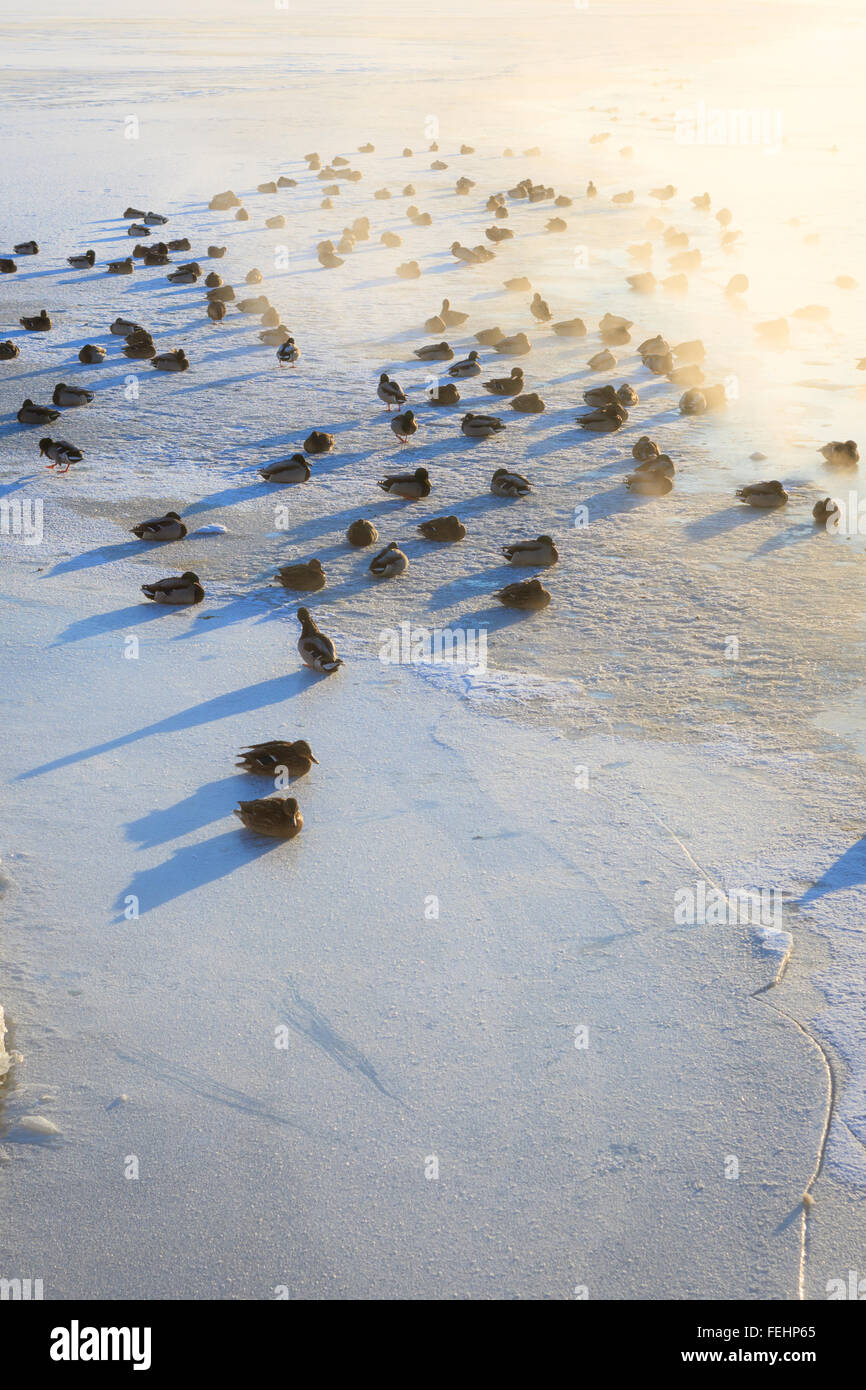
[494,578,551,610]
[0,258,17,273]
[296,607,343,673]
[462,412,505,438]
[207,285,235,302]
[813,497,841,526]
[259,454,311,484]
[417,515,466,542]
[79,344,105,364]
[346,518,379,546]
[131,510,187,541]
[67,249,95,269]
[17,399,60,425]
[583,384,620,408]
[276,338,301,367]
[736,481,788,509]
[390,409,418,443]
[304,430,334,455]
[377,373,407,410]
[439,299,469,328]
[414,342,453,361]
[0,341,20,360]
[207,301,227,324]
[208,245,227,257]
[168,237,192,252]
[52,384,93,407]
[143,212,168,225]
[237,296,270,315]
[124,331,156,359]
[234,795,302,838]
[484,368,524,396]
[111,318,142,337]
[552,317,587,338]
[486,226,513,243]
[13,240,38,255]
[579,402,627,432]
[427,381,461,405]
[588,348,617,371]
[151,349,189,372]
[511,393,545,414]
[820,440,859,468]
[319,250,344,269]
[451,242,480,264]
[475,327,504,347]
[493,332,531,356]
[650,184,676,201]
[108,256,136,273]
[141,571,204,604]
[260,326,290,346]
[236,740,318,777]
[39,438,82,471]
[632,436,660,463]
[378,466,430,499]
[546,217,568,233]
[396,261,421,279]
[491,467,530,498]
[625,460,674,496]
[167,266,199,284]
[204,272,223,289]
[381,231,402,248]
[501,535,558,566]
[275,558,326,590]
[448,351,482,379]
[530,293,552,323]
[369,541,409,578]
[245,269,262,285]
[19,310,51,331]
[504,276,532,292]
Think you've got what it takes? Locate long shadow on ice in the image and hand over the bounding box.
[125,774,254,848]
[116,829,282,917]
[799,836,866,904]
[18,670,311,780]
[47,541,155,577]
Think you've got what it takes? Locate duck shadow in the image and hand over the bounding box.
[125,773,253,848]
[116,828,282,917]
[52,601,185,644]
[19,669,312,780]
[47,539,149,577]
[799,835,866,904]
[682,505,775,540]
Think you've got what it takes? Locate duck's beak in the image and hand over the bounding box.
[310,755,319,764]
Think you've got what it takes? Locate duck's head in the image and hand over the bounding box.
[469,351,479,360]
[38,436,53,449]
[379,372,389,382]
[165,511,182,520]
[414,467,429,481]
[537,535,553,545]
[308,559,323,571]
[292,740,318,762]
[296,607,311,624]
[180,572,200,583]
[493,467,507,477]
[403,410,415,424]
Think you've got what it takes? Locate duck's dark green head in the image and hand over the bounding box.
[180,572,200,583]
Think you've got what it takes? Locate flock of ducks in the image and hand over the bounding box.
[4,134,859,836]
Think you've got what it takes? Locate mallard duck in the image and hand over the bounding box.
[546,217,567,233]
[296,607,343,673]
[127,223,151,237]
[167,266,199,284]
[483,368,524,396]
[276,337,301,367]
[108,258,134,274]
[168,238,192,252]
[0,341,20,360]
[396,261,421,279]
[736,481,788,509]
[448,351,482,379]
[141,571,204,604]
[19,310,51,331]
[346,518,378,547]
[204,272,223,289]
[110,317,141,337]
[13,240,38,255]
[259,454,311,484]
[485,226,513,243]
[151,349,189,372]
[493,333,531,357]
[511,393,545,414]
[588,349,617,371]
[427,381,460,405]
[369,541,409,578]
[142,248,169,266]
[820,440,859,468]
[625,461,674,496]
[438,299,468,328]
[627,272,657,294]
[417,515,466,542]
[304,430,334,455]
[245,268,264,285]
[668,364,704,387]
[52,384,93,407]
[475,327,504,346]
[504,276,531,292]
[462,412,505,438]
[377,373,406,410]
[552,317,587,337]
[378,466,430,499]
[642,351,674,376]
[583,384,620,408]
[319,249,343,269]
[390,409,418,443]
[260,326,290,346]
[207,285,235,302]
[382,231,402,248]
[617,384,639,406]
[726,274,749,296]
[40,438,82,471]
[501,535,558,566]
[17,399,60,425]
[207,301,227,323]
[494,578,551,610]
[234,795,303,839]
[209,190,240,210]
[650,184,676,201]
[123,206,146,218]
[131,510,187,541]
[275,558,326,590]
[632,436,659,463]
[236,740,318,777]
[579,402,627,432]
[208,245,227,257]
[358,141,375,153]
[414,342,453,362]
[530,293,552,323]
[812,497,841,526]
[491,467,530,498]
[67,249,95,269]
[123,331,156,359]
[79,344,105,364]
[143,211,168,225]
[451,242,479,264]
[237,295,270,315]
[0,258,16,272]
